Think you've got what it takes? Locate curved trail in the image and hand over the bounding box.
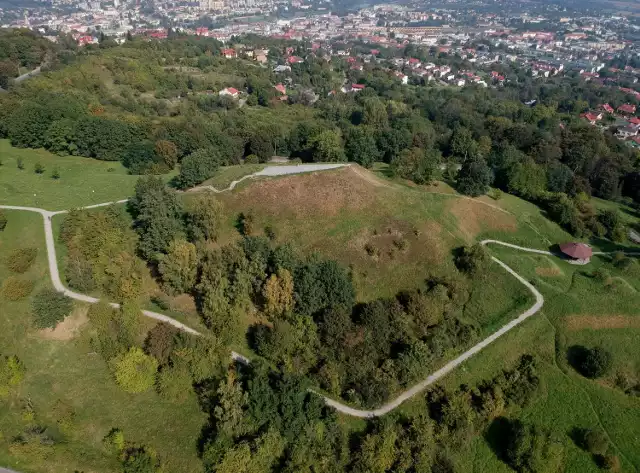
[321,240,546,418]
[3,167,628,419]
[1,202,549,418]
[188,163,348,194]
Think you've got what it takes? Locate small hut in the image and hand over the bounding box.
[559,242,593,264]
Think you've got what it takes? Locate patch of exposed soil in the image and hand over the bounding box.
[39,307,89,341]
[348,219,445,266]
[565,314,640,331]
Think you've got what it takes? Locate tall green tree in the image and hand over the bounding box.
[345,126,380,168]
[130,177,184,260]
[456,156,493,197]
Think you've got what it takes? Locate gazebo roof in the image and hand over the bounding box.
[559,242,593,259]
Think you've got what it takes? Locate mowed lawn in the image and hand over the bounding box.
[0,210,206,473]
[0,140,175,211]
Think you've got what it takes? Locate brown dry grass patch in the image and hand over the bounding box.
[169,294,197,314]
[228,168,377,218]
[38,307,89,341]
[535,266,562,277]
[565,314,640,331]
[447,198,517,240]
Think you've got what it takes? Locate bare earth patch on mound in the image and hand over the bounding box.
[447,198,517,240]
[39,307,89,341]
[535,266,563,277]
[565,314,640,331]
[230,168,377,218]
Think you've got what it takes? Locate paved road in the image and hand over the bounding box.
[189,163,348,193]
[320,240,546,418]
[13,65,43,84]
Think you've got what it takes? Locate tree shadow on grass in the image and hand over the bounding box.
[567,345,588,376]
[484,416,512,464]
[569,426,589,450]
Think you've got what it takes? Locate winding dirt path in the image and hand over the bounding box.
[1,202,549,418]
[5,168,630,419]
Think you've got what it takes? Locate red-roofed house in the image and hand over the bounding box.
[601,103,614,114]
[629,117,640,125]
[287,56,304,64]
[196,27,209,36]
[219,87,239,98]
[221,48,237,59]
[618,104,637,115]
[77,35,97,46]
[580,112,602,125]
[342,83,365,93]
[370,49,380,55]
[274,83,286,95]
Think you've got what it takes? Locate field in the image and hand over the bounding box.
[0,140,176,211]
[0,210,206,473]
[435,246,640,473]
[1,160,639,472]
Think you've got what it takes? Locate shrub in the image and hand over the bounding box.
[31,289,73,328]
[122,445,160,473]
[583,429,609,456]
[103,428,125,453]
[0,210,7,231]
[503,419,565,473]
[34,163,44,174]
[244,154,260,164]
[144,323,178,365]
[264,225,276,241]
[155,361,193,402]
[5,247,37,273]
[239,211,255,236]
[571,346,613,379]
[17,158,24,170]
[2,277,34,301]
[110,347,158,393]
[0,355,26,398]
[490,188,503,200]
[592,268,612,286]
[51,167,60,180]
[176,148,221,189]
[455,244,491,276]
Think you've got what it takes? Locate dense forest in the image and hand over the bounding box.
[0,31,639,240]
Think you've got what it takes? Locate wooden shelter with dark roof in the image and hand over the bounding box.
[559,242,593,263]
